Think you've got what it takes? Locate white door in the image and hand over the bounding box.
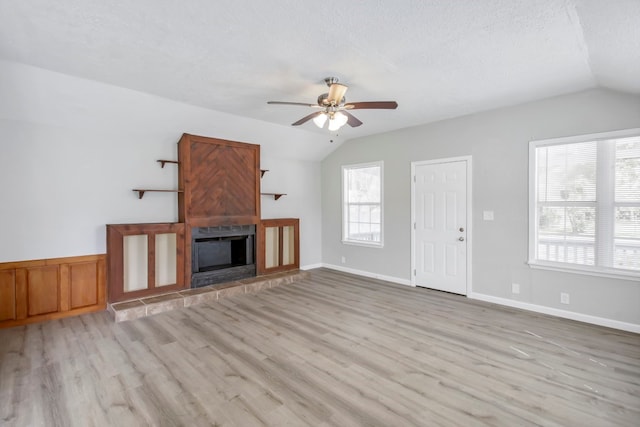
[412,159,469,295]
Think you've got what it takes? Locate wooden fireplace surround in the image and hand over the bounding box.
[178,133,262,287]
[106,134,299,304]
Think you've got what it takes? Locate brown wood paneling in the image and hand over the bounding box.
[27,266,59,316]
[189,143,258,218]
[179,135,260,224]
[178,133,262,288]
[15,269,27,320]
[97,257,106,308]
[70,262,99,309]
[106,223,185,303]
[0,254,106,328]
[59,264,70,312]
[258,218,300,275]
[0,270,16,321]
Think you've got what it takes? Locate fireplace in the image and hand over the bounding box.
[191,225,256,288]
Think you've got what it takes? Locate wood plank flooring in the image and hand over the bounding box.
[1,268,639,426]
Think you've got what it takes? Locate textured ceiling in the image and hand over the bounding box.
[0,0,638,140]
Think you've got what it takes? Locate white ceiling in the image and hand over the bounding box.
[0,0,638,140]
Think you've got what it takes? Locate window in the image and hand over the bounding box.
[342,162,383,247]
[529,129,640,279]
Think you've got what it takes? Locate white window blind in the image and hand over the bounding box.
[529,129,640,279]
[342,162,383,247]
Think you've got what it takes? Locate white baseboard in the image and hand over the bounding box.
[321,263,413,287]
[307,264,638,334]
[469,292,640,334]
[300,263,323,270]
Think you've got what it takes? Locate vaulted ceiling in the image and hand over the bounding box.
[1,0,638,140]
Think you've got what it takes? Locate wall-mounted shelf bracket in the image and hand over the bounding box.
[133,189,184,199]
[260,169,269,178]
[261,192,286,200]
[157,160,179,168]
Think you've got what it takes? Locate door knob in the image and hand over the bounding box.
[458,237,465,241]
[459,227,464,232]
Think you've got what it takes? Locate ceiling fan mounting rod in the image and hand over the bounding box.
[324,77,339,86]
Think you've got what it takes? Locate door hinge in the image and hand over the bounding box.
[413,222,416,230]
[413,269,416,276]
[413,175,416,183]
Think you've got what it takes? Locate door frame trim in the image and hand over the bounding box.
[410,155,473,295]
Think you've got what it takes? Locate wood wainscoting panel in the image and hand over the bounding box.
[26,266,59,316]
[0,270,16,321]
[0,254,106,328]
[70,262,99,309]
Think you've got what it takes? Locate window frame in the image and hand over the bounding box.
[341,161,384,248]
[528,128,640,281]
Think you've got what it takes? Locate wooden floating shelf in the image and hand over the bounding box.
[261,192,286,200]
[157,160,179,168]
[133,189,184,199]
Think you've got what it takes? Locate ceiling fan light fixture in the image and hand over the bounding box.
[313,113,327,128]
[267,77,398,131]
[335,111,348,126]
[328,112,348,131]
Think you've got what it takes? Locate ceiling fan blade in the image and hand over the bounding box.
[267,101,319,107]
[292,111,324,126]
[343,111,363,127]
[344,101,398,110]
[327,83,348,104]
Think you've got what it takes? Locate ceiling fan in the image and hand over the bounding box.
[267,77,398,131]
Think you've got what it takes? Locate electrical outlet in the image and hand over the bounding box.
[560,292,570,305]
[341,256,346,264]
[512,283,520,294]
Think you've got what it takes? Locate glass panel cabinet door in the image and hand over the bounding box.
[107,223,185,303]
[265,226,280,269]
[123,235,148,292]
[258,218,299,274]
[282,225,295,266]
[155,233,177,287]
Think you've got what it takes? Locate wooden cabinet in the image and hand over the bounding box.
[258,218,300,275]
[0,255,106,328]
[106,222,185,303]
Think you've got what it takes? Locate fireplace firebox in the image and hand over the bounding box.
[191,225,256,288]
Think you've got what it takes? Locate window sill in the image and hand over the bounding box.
[342,239,384,249]
[528,260,639,281]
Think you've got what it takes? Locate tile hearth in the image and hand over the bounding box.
[108,270,309,322]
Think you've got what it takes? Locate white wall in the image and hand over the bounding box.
[321,88,640,330]
[0,60,325,268]
[260,155,322,268]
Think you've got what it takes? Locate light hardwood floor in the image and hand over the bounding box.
[1,268,639,426]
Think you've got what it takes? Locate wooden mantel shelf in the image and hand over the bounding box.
[261,192,286,200]
[133,189,184,199]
